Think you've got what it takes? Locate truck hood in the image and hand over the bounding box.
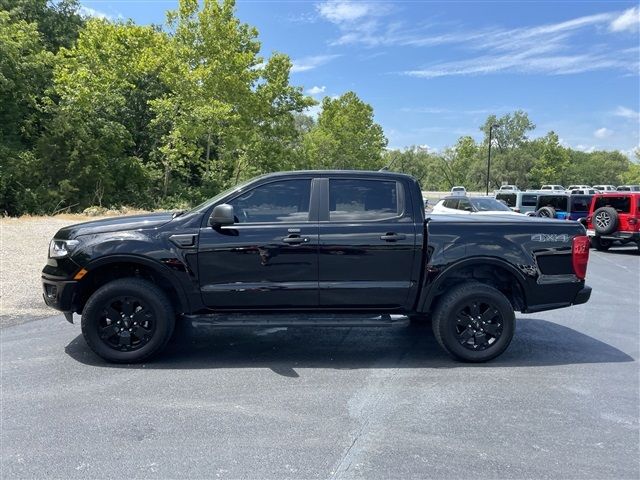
[53,212,175,239]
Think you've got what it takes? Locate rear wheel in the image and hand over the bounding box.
[81,278,175,363]
[432,282,515,362]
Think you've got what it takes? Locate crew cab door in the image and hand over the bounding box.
[197,177,319,308]
[317,177,419,309]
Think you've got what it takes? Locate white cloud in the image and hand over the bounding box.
[594,127,613,139]
[613,106,640,119]
[609,6,640,32]
[575,144,596,153]
[291,55,340,73]
[306,85,326,95]
[314,4,638,78]
[79,6,112,20]
[304,104,322,119]
[316,1,393,46]
[316,1,388,24]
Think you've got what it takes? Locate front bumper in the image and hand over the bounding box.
[42,276,79,316]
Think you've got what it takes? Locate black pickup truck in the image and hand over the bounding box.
[42,171,591,363]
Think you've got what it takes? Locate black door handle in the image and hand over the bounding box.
[380,233,406,242]
[282,235,309,244]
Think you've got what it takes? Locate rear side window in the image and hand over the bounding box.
[443,199,459,209]
[496,193,516,207]
[329,179,400,221]
[594,196,631,213]
[538,195,568,211]
[522,194,538,207]
[570,197,591,212]
[229,179,311,223]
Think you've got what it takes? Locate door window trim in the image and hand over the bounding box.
[201,177,318,227]
[320,177,406,223]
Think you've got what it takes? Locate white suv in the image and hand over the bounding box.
[540,185,565,191]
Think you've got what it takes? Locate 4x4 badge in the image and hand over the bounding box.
[531,234,570,242]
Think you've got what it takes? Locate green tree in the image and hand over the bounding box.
[529,131,569,187]
[0,11,54,214]
[304,91,387,169]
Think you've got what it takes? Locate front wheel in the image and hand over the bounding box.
[432,282,515,362]
[81,278,175,363]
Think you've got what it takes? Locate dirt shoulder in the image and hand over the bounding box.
[0,216,104,327]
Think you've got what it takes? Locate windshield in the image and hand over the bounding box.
[470,197,512,212]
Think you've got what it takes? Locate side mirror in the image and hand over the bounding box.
[209,204,235,226]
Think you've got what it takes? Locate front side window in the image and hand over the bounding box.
[594,196,631,213]
[457,198,474,212]
[329,179,399,221]
[229,179,311,223]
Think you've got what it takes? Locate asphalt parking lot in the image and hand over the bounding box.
[1,246,638,479]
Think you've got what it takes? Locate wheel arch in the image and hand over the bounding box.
[418,257,529,314]
[75,255,190,315]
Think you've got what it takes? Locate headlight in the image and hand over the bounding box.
[48,239,80,259]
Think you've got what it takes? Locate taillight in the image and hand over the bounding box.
[572,235,590,280]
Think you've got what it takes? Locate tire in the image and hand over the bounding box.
[536,206,556,218]
[591,236,611,251]
[81,278,175,363]
[431,282,515,362]
[592,207,618,235]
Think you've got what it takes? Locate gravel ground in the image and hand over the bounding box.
[0,216,100,327]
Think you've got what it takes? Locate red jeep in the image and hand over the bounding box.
[585,193,640,251]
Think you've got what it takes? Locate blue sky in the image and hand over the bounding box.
[80,1,639,156]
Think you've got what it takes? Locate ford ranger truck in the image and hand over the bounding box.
[42,171,591,363]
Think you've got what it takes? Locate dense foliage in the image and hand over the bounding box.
[1,1,637,215]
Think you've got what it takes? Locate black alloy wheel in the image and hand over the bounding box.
[453,300,503,351]
[97,296,156,352]
[81,278,175,363]
[432,282,515,362]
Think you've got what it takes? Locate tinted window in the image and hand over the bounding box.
[458,198,474,211]
[570,196,591,212]
[594,196,631,213]
[496,193,516,207]
[443,199,459,209]
[522,194,538,206]
[538,195,568,211]
[329,179,399,221]
[470,197,511,212]
[229,179,311,223]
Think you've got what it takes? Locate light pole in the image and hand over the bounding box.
[486,124,498,195]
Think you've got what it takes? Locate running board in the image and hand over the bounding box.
[181,313,409,327]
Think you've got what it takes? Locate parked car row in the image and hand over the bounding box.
[490,184,640,193]
[434,189,640,252]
